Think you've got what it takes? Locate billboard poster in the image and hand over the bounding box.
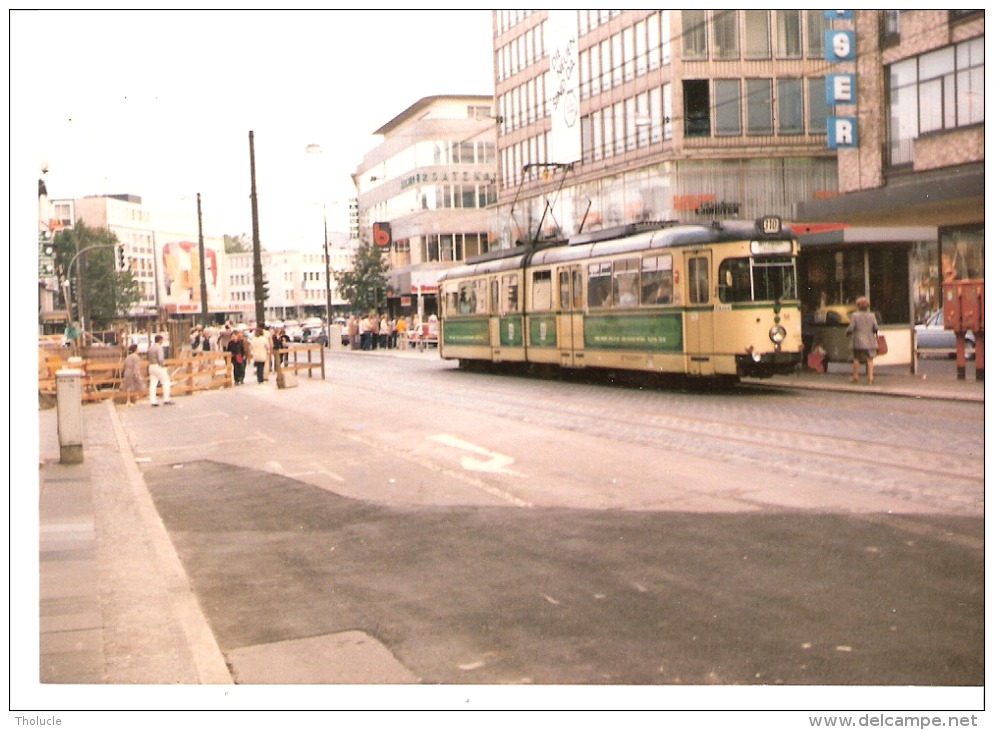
[546,10,581,165]
[158,237,224,314]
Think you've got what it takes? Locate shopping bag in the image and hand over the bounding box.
[876,334,888,355]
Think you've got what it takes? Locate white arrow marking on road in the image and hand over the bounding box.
[428,434,520,475]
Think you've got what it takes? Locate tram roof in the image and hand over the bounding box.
[440,218,792,282]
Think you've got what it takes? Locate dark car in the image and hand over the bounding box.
[300,327,328,346]
[915,310,974,357]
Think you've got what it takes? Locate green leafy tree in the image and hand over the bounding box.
[224,233,252,253]
[53,221,141,331]
[335,244,389,314]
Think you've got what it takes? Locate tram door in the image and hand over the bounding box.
[683,251,715,375]
[557,266,586,367]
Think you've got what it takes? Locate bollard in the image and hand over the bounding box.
[56,368,85,464]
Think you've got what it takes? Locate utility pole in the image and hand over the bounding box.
[249,130,266,327]
[323,204,332,346]
[197,192,210,327]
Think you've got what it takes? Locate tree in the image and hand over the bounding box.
[224,233,252,253]
[53,221,141,332]
[335,244,389,314]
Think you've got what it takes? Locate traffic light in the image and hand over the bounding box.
[115,243,129,272]
[38,240,55,276]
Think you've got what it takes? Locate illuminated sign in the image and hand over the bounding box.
[373,222,392,247]
[756,216,783,235]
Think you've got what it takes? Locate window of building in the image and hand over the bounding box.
[887,37,984,166]
[715,79,742,136]
[589,42,601,96]
[682,10,708,60]
[661,11,671,66]
[776,10,802,59]
[623,26,634,82]
[684,79,711,137]
[611,34,623,87]
[744,11,771,59]
[778,78,804,134]
[808,77,827,135]
[713,10,739,60]
[746,78,773,135]
[647,12,661,70]
[806,10,827,58]
[635,20,647,76]
[600,39,612,91]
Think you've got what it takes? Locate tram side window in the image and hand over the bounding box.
[490,279,500,313]
[457,281,477,314]
[718,258,752,302]
[473,279,488,314]
[532,270,553,311]
[612,258,640,307]
[502,274,519,313]
[688,257,709,304]
[641,255,673,304]
[587,262,612,307]
[558,270,571,310]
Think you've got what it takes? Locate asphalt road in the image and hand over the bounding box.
[123,351,983,686]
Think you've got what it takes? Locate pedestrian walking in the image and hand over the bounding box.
[120,343,144,406]
[846,296,879,384]
[227,330,248,385]
[147,334,173,406]
[250,327,272,383]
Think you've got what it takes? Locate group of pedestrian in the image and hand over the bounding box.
[119,321,292,406]
[120,333,173,406]
[344,313,432,351]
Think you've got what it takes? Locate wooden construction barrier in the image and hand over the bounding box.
[38,348,234,404]
[39,341,324,404]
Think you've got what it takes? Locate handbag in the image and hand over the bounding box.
[876,334,888,355]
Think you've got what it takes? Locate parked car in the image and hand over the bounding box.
[915,310,975,357]
[301,326,328,346]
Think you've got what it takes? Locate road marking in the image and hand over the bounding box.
[428,434,521,475]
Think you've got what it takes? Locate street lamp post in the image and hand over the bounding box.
[306,143,334,347]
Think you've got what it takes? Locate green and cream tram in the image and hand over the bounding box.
[438,216,802,383]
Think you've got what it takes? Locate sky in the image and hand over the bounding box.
[12,9,495,250]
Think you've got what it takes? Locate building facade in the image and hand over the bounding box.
[795,10,984,328]
[225,240,355,324]
[490,10,839,245]
[352,95,499,318]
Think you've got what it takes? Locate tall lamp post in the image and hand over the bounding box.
[306,143,333,347]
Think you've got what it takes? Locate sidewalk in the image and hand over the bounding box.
[32,350,982,688]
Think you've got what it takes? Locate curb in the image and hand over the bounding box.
[105,400,233,684]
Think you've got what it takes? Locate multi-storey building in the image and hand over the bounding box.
[48,195,161,323]
[795,10,984,325]
[225,240,355,324]
[490,10,838,245]
[352,95,498,318]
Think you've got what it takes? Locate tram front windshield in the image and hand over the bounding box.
[718,256,797,303]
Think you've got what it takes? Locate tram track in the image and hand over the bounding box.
[329,357,983,514]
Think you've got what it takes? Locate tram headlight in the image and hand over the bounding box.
[769,325,787,344]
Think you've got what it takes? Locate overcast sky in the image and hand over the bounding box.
[12,9,495,249]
